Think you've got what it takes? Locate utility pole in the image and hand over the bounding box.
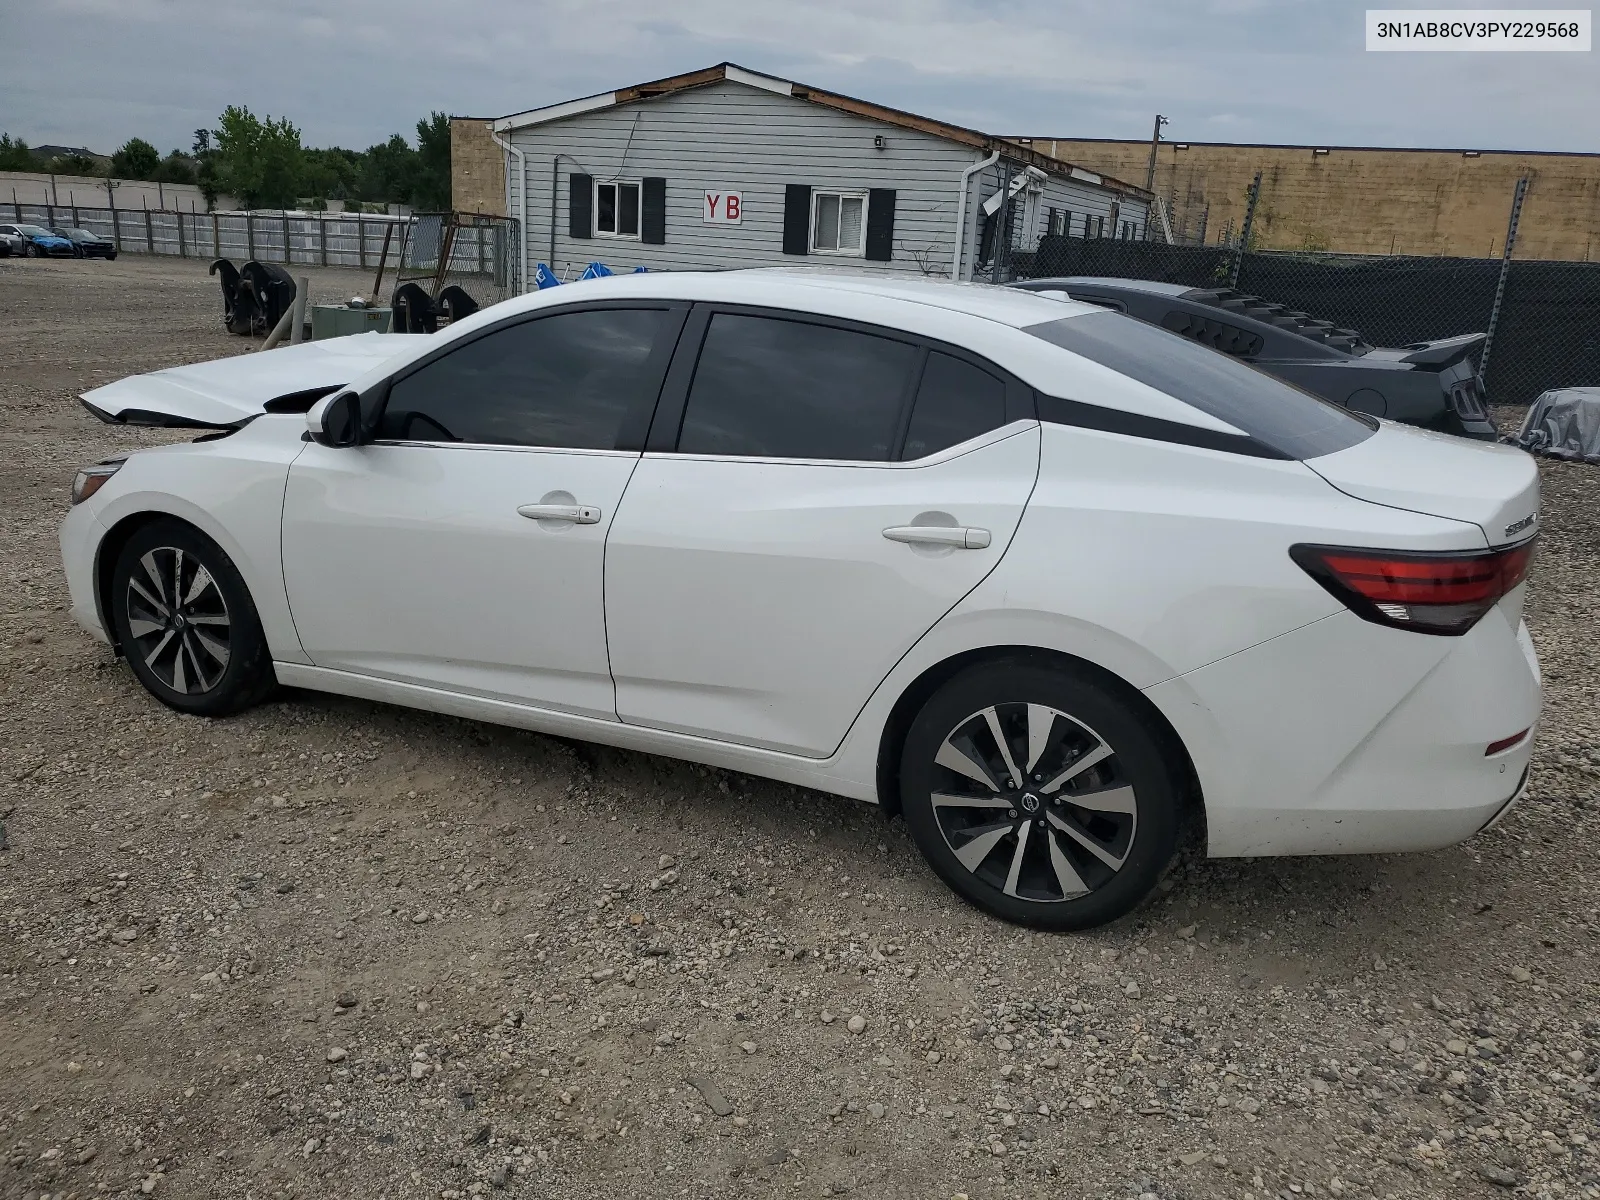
[1228,171,1263,288]
[1144,114,1168,191]
[1480,176,1528,389]
[105,178,122,251]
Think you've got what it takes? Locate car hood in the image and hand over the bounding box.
[80,333,423,428]
[1306,420,1539,547]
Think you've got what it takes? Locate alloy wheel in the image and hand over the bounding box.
[124,546,232,694]
[930,703,1137,903]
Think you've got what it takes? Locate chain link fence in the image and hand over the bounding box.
[1019,235,1600,407]
[391,212,521,309]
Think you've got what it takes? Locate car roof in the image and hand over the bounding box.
[1029,277,1197,297]
[490,269,1108,328]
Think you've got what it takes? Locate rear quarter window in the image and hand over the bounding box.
[1025,310,1374,460]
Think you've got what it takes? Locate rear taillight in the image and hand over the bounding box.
[1290,539,1535,636]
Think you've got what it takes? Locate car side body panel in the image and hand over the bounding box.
[605,423,1041,757]
[72,417,310,665]
[1149,602,1540,856]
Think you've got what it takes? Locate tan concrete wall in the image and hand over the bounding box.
[451,118,507,217]
[1013,139,1600,261]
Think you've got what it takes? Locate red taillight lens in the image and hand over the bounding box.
[1291,539,1536,636]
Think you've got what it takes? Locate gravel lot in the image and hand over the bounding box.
[1,254,1597,1200]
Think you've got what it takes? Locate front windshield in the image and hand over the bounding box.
[15,224,52,236]
[55,227,91,238]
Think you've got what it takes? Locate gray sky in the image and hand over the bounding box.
[2,0,1595,155]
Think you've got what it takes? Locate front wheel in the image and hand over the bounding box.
[899,660,1185,931]
[109,519,276,716]
[24,243,38,258]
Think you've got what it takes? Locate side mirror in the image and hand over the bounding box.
[307,390,362,447]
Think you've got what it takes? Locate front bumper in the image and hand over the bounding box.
[1147,604,1542,858]
[59,501,109,644]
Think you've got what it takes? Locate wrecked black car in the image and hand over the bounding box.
[1009,277,1496,441]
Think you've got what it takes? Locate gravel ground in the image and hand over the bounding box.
[1,255,1597,1200]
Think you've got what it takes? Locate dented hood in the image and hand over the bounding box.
[80,333,423,429]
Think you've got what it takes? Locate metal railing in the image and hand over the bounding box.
[6,201,522,305]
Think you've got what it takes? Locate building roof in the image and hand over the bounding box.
[1010,135,1600,160]
[493,63,1152,200]
[34,144,105,161]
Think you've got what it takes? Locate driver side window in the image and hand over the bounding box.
[377,307,672,449]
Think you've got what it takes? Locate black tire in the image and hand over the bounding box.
[898,659,1184,931]
[24,243,38,258]
[109,518,276,716]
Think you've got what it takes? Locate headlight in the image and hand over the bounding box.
[71,457,126,505]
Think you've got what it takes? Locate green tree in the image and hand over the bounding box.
[413,111,452,211]
[0,133,41,171]
[192,129,220,207]
[49,152,102,177]
[110,137,161,180]
[300,146,364,204]
[213,105,302,208]
[359,133,419,207]
[153,150,197,186]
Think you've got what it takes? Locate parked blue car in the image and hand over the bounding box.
[0,223,78,258]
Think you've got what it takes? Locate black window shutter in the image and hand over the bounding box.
[782,184,812,255]
[865,188,896,262]
[641,177,666,244]
[569,173,593,239]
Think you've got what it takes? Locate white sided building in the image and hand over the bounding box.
[488,63,1151,287]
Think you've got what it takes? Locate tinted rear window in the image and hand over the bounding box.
[677,314,917,461]
[1024,310,1374,460]
[903,353,1009,460]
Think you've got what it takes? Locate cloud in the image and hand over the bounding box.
[0,0,1593,154]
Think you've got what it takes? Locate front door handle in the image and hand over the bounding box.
[518,503,602,524]
[882,525,992,550]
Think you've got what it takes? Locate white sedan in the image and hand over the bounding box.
[59,271,1542,930]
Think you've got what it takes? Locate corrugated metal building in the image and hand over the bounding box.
[486,64,1151,287]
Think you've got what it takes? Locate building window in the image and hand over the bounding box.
[595,180,641,239]
[810,190,868,256]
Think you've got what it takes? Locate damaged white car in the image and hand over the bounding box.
[60,271,1542,930]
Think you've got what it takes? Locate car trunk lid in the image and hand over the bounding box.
[80,333,419,429]
[1306,420,1539,548]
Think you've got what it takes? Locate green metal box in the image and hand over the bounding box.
[310,305,394,340]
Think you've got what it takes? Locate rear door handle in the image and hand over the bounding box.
[518,503,602,524]
[882,525,992,550]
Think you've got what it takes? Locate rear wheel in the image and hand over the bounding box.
[899,660,1184,931]
[109,519,275,716]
